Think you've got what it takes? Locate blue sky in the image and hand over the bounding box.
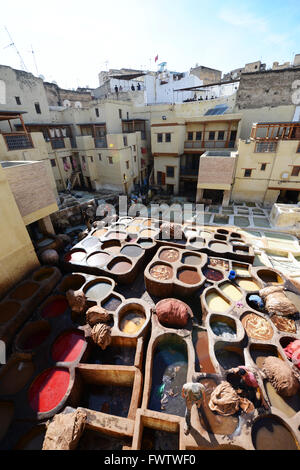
[1,0,299,89]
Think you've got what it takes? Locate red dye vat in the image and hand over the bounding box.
[28,367,70,413]
[41,298,68,318]
[52,330,86,363]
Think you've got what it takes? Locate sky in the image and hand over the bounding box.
[0,0,299,89]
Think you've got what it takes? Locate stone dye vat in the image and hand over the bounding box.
[252,416,299,450]
[145,247,207,298]
[28,367,71,414]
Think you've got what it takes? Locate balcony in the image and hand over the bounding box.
[184,140,236,150]
[3,133,33,151]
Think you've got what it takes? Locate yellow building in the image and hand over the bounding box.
[232,121,300,205]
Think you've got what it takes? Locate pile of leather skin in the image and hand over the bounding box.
[155,299,190,328]
[259,286,298,317]
[262,356,300,397]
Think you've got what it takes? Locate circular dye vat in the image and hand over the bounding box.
[28,367,70,413]
[215,348,244,370]
[241,313,273,340]
[106,232,127,241]
[178,269,201,285]
[138,238,154,249]
[0,359,34,395]
[252,416,299,450]
[257,269,283,284]
[87,252,111,267]
[109,259,132,274]
[126,225,141,233]
[271,315,297,334]
[120,245,143,258]
[81,237,101,249]
[189,237,205,249]
[64,249,86,263]
[10,282,39,301]
[143,220,154,227]
[150,264,173,281]
[0,402,14,442]
[92,228,108,237]
[85,282,112,301]
[58,274,86,293]
[120,310,146,335]
[127,234,138,243]
[237,279,260,292]
[102,296,122,311]
[206,292,231,313]
[52,330,86,363]
[209,242,228,253]
[182,254,202,266]
[210,258,230,271]
[219,283,242,301]
[17,321,50,351]
[41,297,69,318]
[232,264,249,276]
[104,244,121,255]
[140,229,156,238]
[203,267,223,282]
[33,268,54,282]
[211,321,236,339]
[159,249,180,263]
[0,301,20,324]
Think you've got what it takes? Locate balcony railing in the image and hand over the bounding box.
[184,140,236,149]
[51,138,65,149]
[94,137,107,148]
[3,133,33,151]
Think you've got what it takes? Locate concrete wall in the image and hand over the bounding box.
[0,164,39,298]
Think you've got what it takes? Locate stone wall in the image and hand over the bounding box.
[236,67,300,109]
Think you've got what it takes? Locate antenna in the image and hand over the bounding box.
[31,44,39,76]
[4,26,28,72]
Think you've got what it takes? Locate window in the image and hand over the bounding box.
[98,154,102,161]
[50,159,56,167]
[34,102,41,114]
[62,157,67,164]
[15,96,21,105]
[127,112,129,120]
[133,145,136,152]
[261,163,267,171]
[244,169,252,177]
[95,108,99,117]
[134,155,137,162]
[255,142,277,153]
[157,171,165,185]
[165,133,171,142]
[196,131,202,141]
[188,132,193,141]
[123,136,128,146]
[82,156,86,163]
[157,133,163,143]
[166,166,174,177]
[90,156,94,163]
[108,156,113,164]
[292,166,300,177]
[209,131,215,141]
[119,109,122,119]
[218,131,225,140]
[126,161,129,169]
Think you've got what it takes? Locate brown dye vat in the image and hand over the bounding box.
[209,242,229,253]
[257,269,283,284]
[33,268,54,282]
[109,259,132,274]
[193,330,215,374]
[177,268,201,285]
[241,313,273,340]
[198,378,239,435]
[252,416,299,450]
[150,264,173,281]
[203,267,224,282]
[159,249,180,263]
[16,321,51,351]
[0,301,20,324]
[59,274,86,293]
[92,229,107,237]
[210,258,229,271]
[0,402,14,442]
[271,315,297,334]
[0,359,34,395]
[250,345,279,369]
[182,254,202,266]
[87,252,111,267]
[217,229,229,235]
[10,282,39,301]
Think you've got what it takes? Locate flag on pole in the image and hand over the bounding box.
[155,55,158,63]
